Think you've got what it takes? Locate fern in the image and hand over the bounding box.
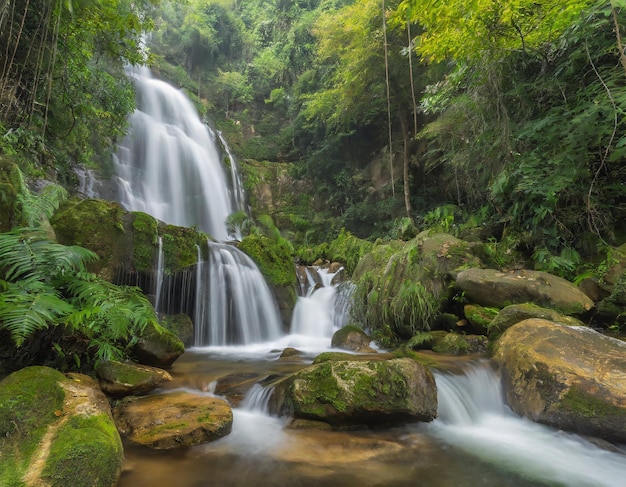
[13,169,68,227]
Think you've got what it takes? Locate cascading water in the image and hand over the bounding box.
[113,66,235,242]
[194,241,283,346]
[113,66,284,346]
[430,363,626,487]
[287,265,355,351]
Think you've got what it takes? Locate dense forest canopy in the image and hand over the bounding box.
[1,0,625,274]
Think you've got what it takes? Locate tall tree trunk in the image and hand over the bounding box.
[382,0,394,196]
[400,115,413,222]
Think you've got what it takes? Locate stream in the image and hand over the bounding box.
[117,349,626,487]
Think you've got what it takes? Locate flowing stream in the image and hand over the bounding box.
[112,71,626,486]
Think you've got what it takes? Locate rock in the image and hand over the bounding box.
[96,360,173,397]
[161,313,194,347]
[455,268,594,315]
[113,391,233,449]
[214,372,263,405]
[463,304,499,334]
[492,319,626,442]
[133,321,185,368]
[279,347,304,359]
[408,331,488,355]
[270,358,437,427]
[0,366,123,487]
[331,325,375,352]
[488,303,585,337]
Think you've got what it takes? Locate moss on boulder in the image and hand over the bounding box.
[133,322,185,368]
[96,360,173,397]
[488,303,585,338]
[161,313,194,347]
[0,157,21,232]
[0,367,123,487]
[492,319,626,442]
[270,358,437,427]
[331,325,375,352]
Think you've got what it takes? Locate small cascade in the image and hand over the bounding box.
[431,363,626,487]
[194,242,283,346]
[240,383,274,413]
[75,166,101,198]
[113,66,234,241]
[289,265,352,350]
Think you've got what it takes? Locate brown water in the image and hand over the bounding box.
[117,350,626,487]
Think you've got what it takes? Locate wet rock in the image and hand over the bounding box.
[133,322,184,368]
[331,325,375,353]
[0,366,123,487]
[161,313,194,348]
[492,319,626,442]
[214,372,263,405]
[113,391,233,449]
[279,347,304,359]
[408,331,487,355]
[96,360,172,397]
[270,358,437,427]
[455,268,594,315]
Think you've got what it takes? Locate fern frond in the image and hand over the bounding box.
[14,170,68,227]
[0,283,73,346]
[0,229,97,282]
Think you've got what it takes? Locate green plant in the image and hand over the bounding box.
[0,228,159,363]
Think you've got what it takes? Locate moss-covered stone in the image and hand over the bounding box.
[133,322,185,368]
[42,414,123,487]
[463,304,499,334]
[408,331,487,355]
[50,198,126,280]
[492,319,626,442]
[160,223,208,272]
[131,212,159,272]
[271,358,437,427]
[161,313,194,347]
[0,367,123,487]
[488,303,585,338]
[331,325,374,352]
[96,360,173,397]
[238,234,296,287]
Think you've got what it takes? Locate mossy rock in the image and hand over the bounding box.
[492,319,626,442]
[160,313,194,347]
[238,234,296,287]
[271,358,437,427]
[96,360,173,397]
[0,367,123,487]
[133,322,185,368]
[326,229,375,277]
[463,304,499,334]
[408,331,487,355]
[488,303,586,338]
[331,325,374,352]
[51,198,127,281]
[160,223,208,272]
[130,212,159,272]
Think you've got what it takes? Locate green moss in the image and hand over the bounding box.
[327,229,374,277]
[313,352,360,364]
[0,157,21,231]
[42,414,123,487]
[96,360,155,386]
[464,304,499,330]
[131,212,158,272]
[238,234,296,287]
[432,333,471,355]
[160,224,207,272]
[562,387,626,419]
[0,367,66,485]
[140,322,185,355]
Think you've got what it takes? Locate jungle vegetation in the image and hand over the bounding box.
[1,0,626,355]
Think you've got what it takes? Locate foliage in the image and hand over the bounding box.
[0,228,159,363]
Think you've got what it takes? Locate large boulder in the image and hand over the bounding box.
[492,319,626,442]
[113,391,233,449]
[456,268,594,315]
[96,360,173,397]
[0,366,123,487]
[270,358,437,427]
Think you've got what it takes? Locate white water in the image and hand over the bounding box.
[193,241,283,346]
[113,66,233,241]
[430,364,626,487]
[154,236,164,314]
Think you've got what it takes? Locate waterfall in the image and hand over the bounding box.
[193,241,283,346]
[111,66,285,347]
[431,363,626,487]
[113,66,234,241]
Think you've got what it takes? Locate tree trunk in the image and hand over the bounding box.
[399,115,413,222]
